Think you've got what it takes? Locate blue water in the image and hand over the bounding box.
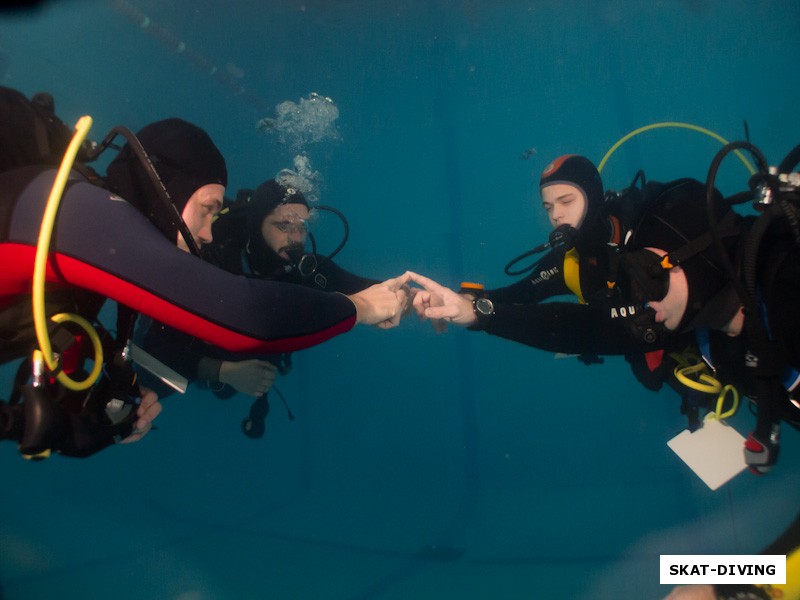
[1,1,799,598]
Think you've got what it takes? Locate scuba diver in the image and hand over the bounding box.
[209,178,378,291]
[135,177,383,438]
[447,154,701,418]
[496,154,628,307]
[0,93,408,457]
[408,142,800,473]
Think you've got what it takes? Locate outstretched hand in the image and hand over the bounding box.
[407,271,476,330]
[349,272,412,329]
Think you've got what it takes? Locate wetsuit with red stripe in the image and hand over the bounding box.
[0,167,357,355]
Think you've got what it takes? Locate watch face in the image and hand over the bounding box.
[475,297,494,316]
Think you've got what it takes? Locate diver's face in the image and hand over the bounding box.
[178,183,224,252]
[261,203,310,260]
[644,247,689,331]
[541,183,588,230]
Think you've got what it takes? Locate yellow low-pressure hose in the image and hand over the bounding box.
[32,115,104,391]
[674,360,721,394]
[598,121,756,175]
[671,352,739,421]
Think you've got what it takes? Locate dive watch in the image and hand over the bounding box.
[473,297,495,318]
[459,282,495,327]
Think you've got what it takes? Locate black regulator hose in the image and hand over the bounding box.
[291,205,349,275]
[504,224,579,276]
[706,141,792,470]
[777,144,800,246]
[741,204,785,301]
[504,248,546,276]
[705,140,770,311]
[778,143,800,173]
[315,205,349,260]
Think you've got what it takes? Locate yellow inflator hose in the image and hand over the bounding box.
[598,121,757,175]
[32,115,103,391]
[670,351,740,420]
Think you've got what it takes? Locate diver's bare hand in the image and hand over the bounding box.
[120,387,162,444]
[407,271,476,328]
[349,272,411,328]
[219,359,277,397]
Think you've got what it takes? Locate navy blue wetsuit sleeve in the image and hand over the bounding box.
[480,300,674,356]
[1,170,357,354]
[131,259,378,394]
[195,260,377,386]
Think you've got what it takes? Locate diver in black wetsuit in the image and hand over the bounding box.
[488,154,627,307]
[134,177,383,436]
[134,177,379,384]
[211,179,376,291]
[408,156,727,348]
[435,155,699,411]
[0,117,408,453]
[470,176,738,355]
